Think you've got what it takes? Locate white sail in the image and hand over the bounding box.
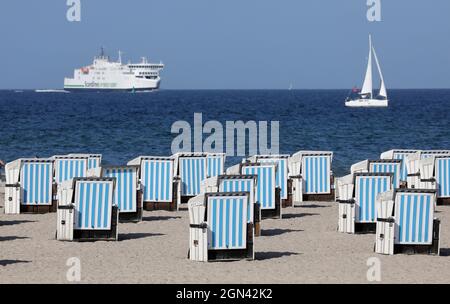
[372,45,387,98]
[360,35,373,97]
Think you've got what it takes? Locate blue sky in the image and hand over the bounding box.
[1,0,450,89]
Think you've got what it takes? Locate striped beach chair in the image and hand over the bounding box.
[337,172,393,234]
[435,156,450,203]
[188,192,254,262]
[250,155,291,207]
[4,158,55,214]
[173,153,208,203]
[56,177,118,241]
[54,155,89,185]
[128,156,179,211]
[375,189,440,255]
[241,162,281,219]
[67,153,102,169]
[380,149,420,182]
[102,165,142,222]
[368,159,402,189]
[206,153,226,178]
[218,175,261,235]
[290,151,333,201]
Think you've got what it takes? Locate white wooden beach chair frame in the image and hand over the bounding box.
[188,192,254,262]
[56,177,118,242]
[375,189,440,255]
[290,151,334,201]
[337,172,393,234]
[4,158,56,214]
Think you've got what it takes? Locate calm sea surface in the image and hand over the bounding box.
[1,89,450,176]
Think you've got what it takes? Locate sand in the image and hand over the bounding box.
[1,185,450,284]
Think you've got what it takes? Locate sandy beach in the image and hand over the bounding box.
[1,185,450,284]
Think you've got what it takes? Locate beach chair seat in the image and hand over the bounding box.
[290,151,333,201]
[188,192,254,262]
[128,156,180,211]
[4,158,55,214]
[249,155,291,207]
[56,177,118,241]
[102,165,143,222]
[240,162,281,219]
[375,189,440,255]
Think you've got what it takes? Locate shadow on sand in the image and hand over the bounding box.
[142,215,182,222]
[119,233,164,241]
[0,236,29,242]
[295,204,330,209]
[256,251,300,261]
[282,213,319,220]
[0,220,36,227]
[0,260,31,266]
[261,228,303,237]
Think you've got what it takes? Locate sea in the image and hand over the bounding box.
[1,89,450,177]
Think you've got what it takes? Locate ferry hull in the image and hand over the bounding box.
[345,98,388,108]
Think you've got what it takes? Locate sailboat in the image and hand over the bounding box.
[345,35,388,107]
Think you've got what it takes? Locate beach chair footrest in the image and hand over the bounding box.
[303,189,335,202]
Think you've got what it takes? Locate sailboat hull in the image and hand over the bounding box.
[345,98,388,108]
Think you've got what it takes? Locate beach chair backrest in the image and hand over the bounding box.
[254,155,289,200]
[54,156,88,184]
[140,157,174,202]
[301,153,332,194]
[206,193,249,250]
[354,173,393,223]
[179,156,207,196]
[394,189,435,245]
[218,175,256,222]
[102,166,138,213]
[20,159,53,205]
[241,163,276,210]
[435,156,450,198]
[206,153,225,178]
[368,160,401,189]
[350,160,369,174]
[73,178,115,230]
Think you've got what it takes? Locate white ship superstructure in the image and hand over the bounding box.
[64,49,164,91]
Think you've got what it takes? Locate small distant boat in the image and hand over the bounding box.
[345,35,388,108]
[35,89,70,93]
